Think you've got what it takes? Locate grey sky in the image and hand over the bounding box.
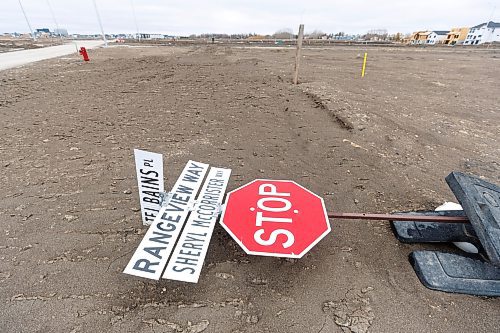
[1,0,498,35]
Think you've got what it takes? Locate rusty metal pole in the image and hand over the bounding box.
[328,212,469,223]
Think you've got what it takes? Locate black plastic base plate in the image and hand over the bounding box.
[446,172,500,265]
[411,251,500,296]
[390,210,480,246]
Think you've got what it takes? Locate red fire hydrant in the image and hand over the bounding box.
[79,47,90,61]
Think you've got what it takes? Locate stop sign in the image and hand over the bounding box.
[220,179,331,258]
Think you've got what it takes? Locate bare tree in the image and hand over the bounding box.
[307,29,325,39]
[392,32,403,42]
[273,28,294,39]
[363,29,389,41]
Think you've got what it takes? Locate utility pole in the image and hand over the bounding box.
[46,0,62,40]
[131,0,141,42]
[485,5,496,48]
[92,0,108,46]
[18,0,36,41]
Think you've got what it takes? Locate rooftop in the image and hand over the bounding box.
[471,21,500,29]
[433,31,449,35]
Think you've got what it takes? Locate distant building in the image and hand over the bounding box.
[136,33,164,40]
[426,31,449,44]
[444,27,469,45]
[332,35,356,41]
[247,35,266,40]
[464,21,500,45]
[409,31,430,44]
[35,28,51,38]
[53,28,68,37]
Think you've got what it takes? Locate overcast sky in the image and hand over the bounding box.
[1,0,498,36]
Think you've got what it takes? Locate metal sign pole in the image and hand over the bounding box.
[328,212,469,223]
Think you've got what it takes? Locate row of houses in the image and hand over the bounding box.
[410,21,500,45]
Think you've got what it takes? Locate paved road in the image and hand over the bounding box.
[0,40,105,71]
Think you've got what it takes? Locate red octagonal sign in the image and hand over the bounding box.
[220,179,331,258]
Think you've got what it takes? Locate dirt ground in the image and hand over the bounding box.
[1,44,499,333]
[0,38,64,53]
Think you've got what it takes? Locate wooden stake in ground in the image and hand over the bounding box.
[293,24,304,84]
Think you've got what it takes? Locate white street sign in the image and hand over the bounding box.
[163,167,231,283]
[134,149,164,226]
[124,160,209,280]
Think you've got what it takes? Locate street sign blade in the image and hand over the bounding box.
[123,160,209,280]
[163,167,232,283]
[134,149,164,226]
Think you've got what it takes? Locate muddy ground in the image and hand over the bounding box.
[0,44,499,333]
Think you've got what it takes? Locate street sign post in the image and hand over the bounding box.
[220,179,331,258]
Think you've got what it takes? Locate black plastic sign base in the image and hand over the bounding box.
[391,210,480,246]
[390,172,500,296]
[411,251,500,297]
[446,172,500,266]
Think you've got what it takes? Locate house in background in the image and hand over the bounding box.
[464,21,500,45]
[444,27,469,45]
[409,31,430,44]
[426,31,449,44]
